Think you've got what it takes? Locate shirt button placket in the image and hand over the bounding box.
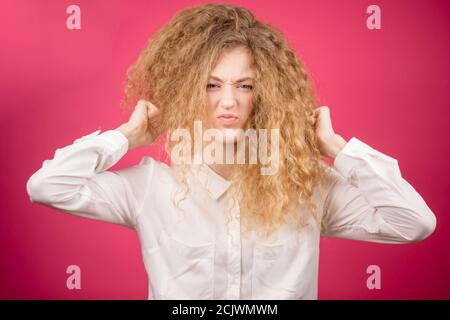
[226,202,241,300]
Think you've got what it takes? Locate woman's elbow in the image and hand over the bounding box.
[26,172,58,204]
[409,208,437,243]
[26,173,46,203]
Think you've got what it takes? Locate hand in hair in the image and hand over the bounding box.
[115,99,161,150]
[312,106,347,159]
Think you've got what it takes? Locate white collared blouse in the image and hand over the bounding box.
[26,129,436,299]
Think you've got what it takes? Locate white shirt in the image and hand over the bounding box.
[26,129,436,300]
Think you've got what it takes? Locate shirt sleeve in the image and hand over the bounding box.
[26,129,151,229]
[320,137,437,243]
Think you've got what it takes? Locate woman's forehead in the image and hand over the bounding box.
[210,48,255,80]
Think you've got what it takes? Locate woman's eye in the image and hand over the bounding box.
[207,83,253,91]
[207,83,220,89]
[239,84,254,90]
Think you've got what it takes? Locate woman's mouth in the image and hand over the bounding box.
[217,114,239,125]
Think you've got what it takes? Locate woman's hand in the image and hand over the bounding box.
[115,99,161,150]
[311,106,347,159]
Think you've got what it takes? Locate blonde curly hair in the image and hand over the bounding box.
[122,3,331,239]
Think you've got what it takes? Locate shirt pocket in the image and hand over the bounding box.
[252,231,315,299]
[158,230,216,299]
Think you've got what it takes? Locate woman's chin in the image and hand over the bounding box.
[217,128,244,144]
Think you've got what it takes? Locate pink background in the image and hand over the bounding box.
[1,0,449,299]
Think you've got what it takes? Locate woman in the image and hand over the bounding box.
[26,3,436,299]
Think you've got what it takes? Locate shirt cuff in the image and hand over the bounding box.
[97,130,129,155]
[333,137,398,178]
[73,129,129,162]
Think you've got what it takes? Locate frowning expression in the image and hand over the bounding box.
[207,47,255,142]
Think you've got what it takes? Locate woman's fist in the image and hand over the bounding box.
[311,106,347,159]
[115,99,161,150]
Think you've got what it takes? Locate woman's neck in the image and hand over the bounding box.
[207,163,236,181]
[201,139,239,181]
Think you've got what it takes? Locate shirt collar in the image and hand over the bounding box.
[191,164,232,201]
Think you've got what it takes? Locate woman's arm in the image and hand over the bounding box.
[26,100,161,228]
[311,106,436,243]
[26,129,151,228]
[320,137,437,243]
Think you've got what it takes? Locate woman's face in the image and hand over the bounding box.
[206,47,255,142]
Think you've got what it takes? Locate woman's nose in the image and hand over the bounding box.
[219,85,237,109]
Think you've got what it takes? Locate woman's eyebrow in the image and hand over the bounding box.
[208,75,254,83]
